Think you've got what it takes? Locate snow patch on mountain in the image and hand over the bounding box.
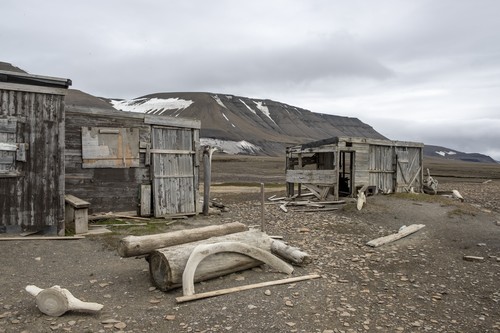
[111,97,193,114]
[200,138,262,155]
[212,95,227,109]
[436,150,457,157]
[239,99,257,115]
[253,101,277,125]
[221,112,236,128]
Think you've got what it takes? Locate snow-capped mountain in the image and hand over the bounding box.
[106,92,386,155]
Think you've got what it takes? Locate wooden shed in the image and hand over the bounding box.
[65,107,201,217]
[286,136,424,200]
[0,70,71,234]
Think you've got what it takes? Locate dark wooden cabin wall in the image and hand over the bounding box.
[65,110,151,214]
[0,89,65,233]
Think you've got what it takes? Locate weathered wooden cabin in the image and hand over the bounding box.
[65,107,201,217]
[286,136,424,200]
[0,70,71,234]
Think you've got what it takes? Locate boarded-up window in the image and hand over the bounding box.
[81,127,139,168]
[0,118,17,177]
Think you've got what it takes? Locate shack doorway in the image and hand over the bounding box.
[151,126,196,216]
[339,151,355,196]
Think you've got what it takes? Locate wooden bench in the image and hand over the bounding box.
[65,195,90,234]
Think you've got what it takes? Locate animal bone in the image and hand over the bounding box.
[25,285,103,317]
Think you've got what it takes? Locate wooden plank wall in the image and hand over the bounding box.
[350,143,370,187]
[65,109,151,214]
[368,145,395,193]
[151,127,196,216]
[0,89,65,233]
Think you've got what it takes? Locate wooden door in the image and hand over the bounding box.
[395,147,422,192]
[368,145,394,193]
[151,126,196,216]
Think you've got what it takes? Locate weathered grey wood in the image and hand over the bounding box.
[148,230,273,291]
[1,84,66,234]
[176,274,321,303]
[144,114,201,129]
[65,195,90,234]
[152,126,196,216]
[271,240,311,266]
[286,170,336,184]
[81,127,140,168]
[0,142,17,151]
[65,194,90,208]
[64,105,197,217]
[118,222,248,257]
[366,224,426,247]
[463,255,484,262]
[182,241,293,296]
[140,184,152,216]
[260,183,265,231]
[0,236,85,241]
[202,146,216,216]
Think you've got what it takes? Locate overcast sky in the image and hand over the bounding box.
[2,0,500,160]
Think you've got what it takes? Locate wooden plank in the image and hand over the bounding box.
[150,149,195,155]
[0,142,17,151]
[144,115,201,129]
[65,194,90,208]
[176,274,321,303]
[366,224,425,247]
[0,82,68,95]
[0,236,85,241]
[286,170,336,184]
[140,184,152,217]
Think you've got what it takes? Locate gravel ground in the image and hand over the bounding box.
[1,181,499,333]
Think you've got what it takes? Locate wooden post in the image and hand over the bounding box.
[202,146,216,216]
[260,183,265,232]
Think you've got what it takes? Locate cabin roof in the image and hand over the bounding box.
[0,70,72,89]
[290,136,424,152]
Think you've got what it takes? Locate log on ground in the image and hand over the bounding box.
[148,230,275,291]
[118,222,248,257]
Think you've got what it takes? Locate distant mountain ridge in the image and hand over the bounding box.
[1,61,497,162]
[109,92,387,155]
[424,145,497,164]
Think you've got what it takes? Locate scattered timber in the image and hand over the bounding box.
[176,274,321,303]
[0,236,84,241]
[118,222,248,257]
[463,255,484,262]
[366,224,426,247]
[148,230,274,291]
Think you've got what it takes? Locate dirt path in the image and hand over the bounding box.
[0,184,499,332]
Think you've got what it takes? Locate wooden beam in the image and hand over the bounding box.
[176,274,321,303]
[366,224,425,247]
[0,236,85,241]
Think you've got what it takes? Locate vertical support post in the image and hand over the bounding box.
[202,146,217,216]
[260,183,265,232]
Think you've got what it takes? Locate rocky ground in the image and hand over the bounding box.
[1,179,499,333]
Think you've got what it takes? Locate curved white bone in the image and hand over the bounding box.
[25,285,103,317]
[182,241,293,296]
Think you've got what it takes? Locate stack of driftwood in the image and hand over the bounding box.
[118,222,316,303]
[267,193,346,213]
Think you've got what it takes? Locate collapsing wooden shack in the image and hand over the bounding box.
[286,136,424,200]
[0,70,71,234]
[65,107,201,217]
